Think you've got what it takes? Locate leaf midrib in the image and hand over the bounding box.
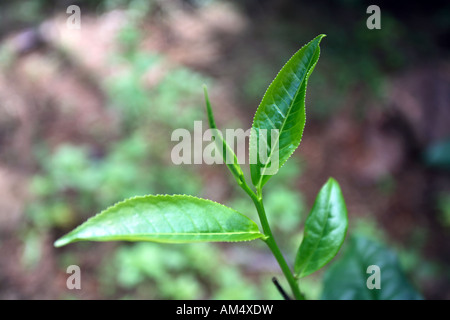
[79,231,262,236]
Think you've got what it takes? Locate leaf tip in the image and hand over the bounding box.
[54,237,69,248]
[327,176,337,184]
[315,34,326,42]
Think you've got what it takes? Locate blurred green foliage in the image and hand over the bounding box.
[23,3,308,299]
[99,242,284,299]
[322,235,423,300]
[436,194,450,228]
[424,137,450,171]
[424,138,450,229]
[23,3,208,298]
[350,215,445,298]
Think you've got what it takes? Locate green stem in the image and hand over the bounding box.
[239,182,305,300]
[203,86,304,299]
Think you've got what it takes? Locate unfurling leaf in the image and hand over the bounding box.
[203,85,245,184]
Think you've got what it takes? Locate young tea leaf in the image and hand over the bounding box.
[54,195,264,247]
[203,85,245,184]
[250,34,325,189]
[322,235,423,300]
[295,178,348,278]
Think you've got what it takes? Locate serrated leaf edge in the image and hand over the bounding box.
[295,178,348,278]
[250,34,325,189]
[54,194,265,247]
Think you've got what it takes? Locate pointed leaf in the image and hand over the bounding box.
[54,195,264,247]
[295,178,348,278]
[250,34,325,189]
[203,85,245,184]
[322,235,423,300]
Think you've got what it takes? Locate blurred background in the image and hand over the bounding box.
[0,0,449,299]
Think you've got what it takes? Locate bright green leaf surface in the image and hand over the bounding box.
[321,235,423,300]
[250,34,325,189]
[295,178,348,278]
[54,195,264,247]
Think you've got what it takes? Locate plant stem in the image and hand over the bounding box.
[239,181,305,300]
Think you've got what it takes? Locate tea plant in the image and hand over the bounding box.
[55,35,349,300]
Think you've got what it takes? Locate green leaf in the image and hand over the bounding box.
[54,195,264,247]
[203,85,245,184]
[250,34,325,189]
[295,178,348,278]
[321,235,423,300]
